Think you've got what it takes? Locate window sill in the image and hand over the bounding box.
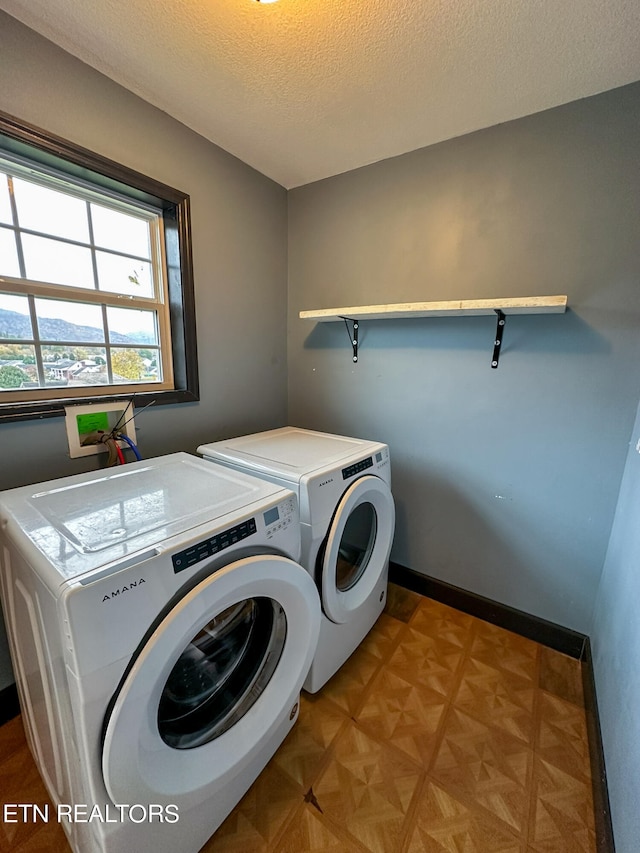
[0,388,199,424]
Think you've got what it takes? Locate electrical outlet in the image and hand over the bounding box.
[64,401,137,459]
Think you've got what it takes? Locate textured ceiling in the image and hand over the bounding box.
[1,0,639,188]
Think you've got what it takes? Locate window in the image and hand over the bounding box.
[0,111,198,422]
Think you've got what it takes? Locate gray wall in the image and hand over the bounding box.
[0,12,288,688]
[288,82,640,635]
[592,400,640,853]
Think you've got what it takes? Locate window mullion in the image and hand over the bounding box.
[0,277,161,311]
[6,223,153,264]
[26,293,46,388]
[6,175,27,279]
[86,200,100,293]
[105,343,114,385]
[102,305,114,385]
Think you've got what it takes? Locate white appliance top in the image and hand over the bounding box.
[0,453,287,582]
[198,427,385,484]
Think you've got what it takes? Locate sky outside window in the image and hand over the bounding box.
[91,203,151,258]
[107,307,157,344]
[0,228,20,277]
[13,177,90,243]
[35,298,105,343]
[22,234,95,288]
[96,251,153,297]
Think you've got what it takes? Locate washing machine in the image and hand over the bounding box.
[197,427,395,693]
[0,453,320,853]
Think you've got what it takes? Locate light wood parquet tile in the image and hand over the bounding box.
[430,707,533,835]
[535,693,592,784]
[310,721,423,853]
[385,624,465,697]
[275,803,370,853]
[403,780,522,853]
[408,599,474,650]
[469,620,539,683]
[0,589,597,853]
[355,666,448,769]
[454,655,537,746]
[528,756,596,853]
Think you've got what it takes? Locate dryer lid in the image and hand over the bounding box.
[0,453,287,581]
[198,427,384,482]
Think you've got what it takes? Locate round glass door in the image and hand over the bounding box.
[321,475,395,624]
[335,501,377,591]
[102,554,320,807]
[158,597,287,749]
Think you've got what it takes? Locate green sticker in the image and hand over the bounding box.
[76,412,110,435]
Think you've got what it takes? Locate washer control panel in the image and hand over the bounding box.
[264,496,296,539]
[342,456,373,480]
[172,518,257,573]
[171,496,297,571]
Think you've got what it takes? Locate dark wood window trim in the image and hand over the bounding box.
[0,110,199,423]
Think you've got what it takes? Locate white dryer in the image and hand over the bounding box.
[0,453,320,853]
[197,427,395,693]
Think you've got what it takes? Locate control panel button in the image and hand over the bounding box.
[342,456,373,480]
[172,517,257,573]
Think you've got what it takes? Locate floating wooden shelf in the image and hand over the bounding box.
[299,295,567,322]
[299,295,568,368]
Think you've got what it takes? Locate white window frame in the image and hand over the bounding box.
[0,110,199,422]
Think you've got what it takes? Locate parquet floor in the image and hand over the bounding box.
[0,584,595,852]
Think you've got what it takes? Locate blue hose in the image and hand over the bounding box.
[117,433,142,461]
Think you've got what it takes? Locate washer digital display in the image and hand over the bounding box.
[263,506,280,526]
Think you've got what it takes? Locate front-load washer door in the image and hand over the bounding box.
[101,554,320,809]
[321,475,395,624]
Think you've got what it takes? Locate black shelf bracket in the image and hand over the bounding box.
[339,310,508,367]
[342,317,360,363]
[491,310,506,368]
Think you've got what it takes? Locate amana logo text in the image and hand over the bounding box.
[318,478,334,487]
[102,578,146,603]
